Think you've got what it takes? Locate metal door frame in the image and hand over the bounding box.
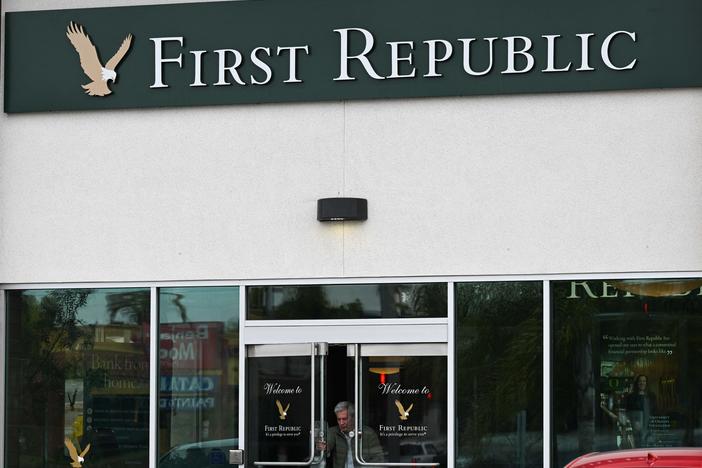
[238,286,454,467]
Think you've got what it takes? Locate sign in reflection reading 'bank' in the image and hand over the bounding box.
[4,0,702,113]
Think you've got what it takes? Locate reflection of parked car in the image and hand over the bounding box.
[399,441,439,463]
[565,448,702,467]
[159,438,237,468]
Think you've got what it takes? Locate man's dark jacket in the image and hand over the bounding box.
[325,425,384,468]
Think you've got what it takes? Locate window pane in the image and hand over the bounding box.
[455,282,543,467]
[158,287,239,466]
[245,354,314,465]
[361,354,448,467]
[247,283,447,320]
[553,279,702,467]
[5,288,150,468]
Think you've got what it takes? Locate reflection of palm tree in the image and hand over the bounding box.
[171,293,188,322]
[274,287,331,319]
[455,282,543,464]
[160,292,189,322]
[548,282,601,460]
[5,290,95,467]
[106,290,149,324]
[410,283,447,317]
[24,290,93,388]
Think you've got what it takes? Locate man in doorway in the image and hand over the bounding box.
[319,401,384,468]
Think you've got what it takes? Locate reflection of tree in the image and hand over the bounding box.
[7,289,95,466]
[106,290,149,324]
[409,283,447,318]
[250,283,447,319]
[273,286,334,319]
[21,290,94,397]
[455,282,542,467]
[162,293,189,322]
[551,285,596,458]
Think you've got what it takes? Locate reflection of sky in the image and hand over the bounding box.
[23,288,148,325]
[22,287,240,326]
[160,287,239,324]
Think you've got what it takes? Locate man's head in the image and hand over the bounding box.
[635,375,648,392]
[334,401,355,433]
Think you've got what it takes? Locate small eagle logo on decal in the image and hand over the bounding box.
[66,22,133,96]
[395,400,414,420]
[65,437,91,467]
[276,400,291,420]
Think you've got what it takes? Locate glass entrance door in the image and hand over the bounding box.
[245,343,327,466]
[245,342,447,467]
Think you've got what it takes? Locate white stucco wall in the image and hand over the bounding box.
[2,0,702,284]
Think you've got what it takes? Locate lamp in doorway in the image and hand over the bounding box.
[369,367,400,385]
[317,197,368,222]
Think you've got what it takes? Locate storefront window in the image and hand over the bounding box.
[455,282,543,467]
[158,287,239,466]
[360,352,448,467]
[553,279,702,466]
[247,283,447,320]
[5,288,150,468]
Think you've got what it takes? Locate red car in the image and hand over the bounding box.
[565,448,702,467]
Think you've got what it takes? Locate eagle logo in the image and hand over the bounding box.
[276,400,290,420]
[64,437,91,467]
[66,22,133,96]
[394,400,413,421]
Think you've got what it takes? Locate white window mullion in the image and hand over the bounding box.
[238,286,247,455]
[447,282,455,468]
[149,287,158,468]
[543,280,551,468]
[1,290,6,467]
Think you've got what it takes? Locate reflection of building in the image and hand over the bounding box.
[80,324,150,466]
[159,322,239,451]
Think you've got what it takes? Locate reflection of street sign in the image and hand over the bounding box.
[159,322,224,370]
[394,400,413,421]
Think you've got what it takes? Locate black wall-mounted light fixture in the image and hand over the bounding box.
[317,197,368,222]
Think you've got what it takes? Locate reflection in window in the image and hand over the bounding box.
[553,279,702,467]
[362,355,448,467]
[158,287,239,465]
[455,282,543,467]
[247,283,447,320]
[5,288,150,468]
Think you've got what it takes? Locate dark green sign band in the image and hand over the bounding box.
[4,0,702,113]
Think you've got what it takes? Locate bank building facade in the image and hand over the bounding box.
[1,0,702,467]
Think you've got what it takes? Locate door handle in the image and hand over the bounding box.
[254,343,325,466]
[353,344,439,467]
[229,449,244,464]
